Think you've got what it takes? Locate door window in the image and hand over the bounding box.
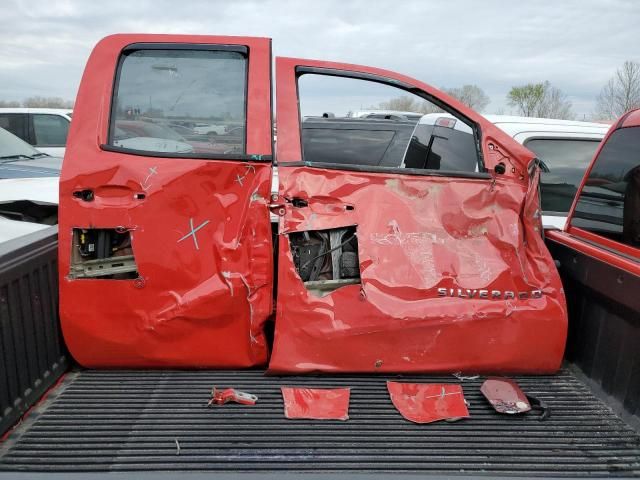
[33,114,70,146]
[297,74,480,172]
[109,48,247,156]
[570,127,640,249]
[524,138,601,214]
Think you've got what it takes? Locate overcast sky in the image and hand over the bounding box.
[2,0,639,118]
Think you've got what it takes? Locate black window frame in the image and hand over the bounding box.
[290,67,488,179]
[102,42,269,162]
[569,126,640,254]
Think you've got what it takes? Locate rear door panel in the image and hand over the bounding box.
[59,35,273,367]
[270,57,568,373]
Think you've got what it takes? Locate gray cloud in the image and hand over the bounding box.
[1,0,638,117]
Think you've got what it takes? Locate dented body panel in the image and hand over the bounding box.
[58,35,274,367]
[281,387,351,420]
[269,167,567,373]
[270,57,567,373]
[59,37,567,372]
[387,382,470,424]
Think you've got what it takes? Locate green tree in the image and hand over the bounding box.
[507,83,546,117]
[507,82,573,119]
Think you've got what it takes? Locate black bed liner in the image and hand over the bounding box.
[1,368,639,477]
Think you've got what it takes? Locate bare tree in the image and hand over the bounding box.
[0,100,21,107]
[537,83,574,119]
[595,61,640,120]
[507,81,573,119]
[442,85,490,112]
[377,95,441,114]
[22,96,74,108]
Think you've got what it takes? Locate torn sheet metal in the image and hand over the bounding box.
[481,377,531,414]
[387,382,469,424]
[268,165,568,374]
[58,34,274,367]
[281,387,350,420]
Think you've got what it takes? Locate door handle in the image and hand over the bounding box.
[73,189,94,202]
[73,187,146,203]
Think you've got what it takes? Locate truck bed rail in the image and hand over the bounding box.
[0,227,67,437]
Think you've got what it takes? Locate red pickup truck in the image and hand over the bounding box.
[0,35,638,478]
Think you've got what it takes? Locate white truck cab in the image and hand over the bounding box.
[0,108,73,157]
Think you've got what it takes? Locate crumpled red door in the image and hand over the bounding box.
[387,382,469,424]
[58,34,274,368]
[281,387,350,420]
[268,56,568,374]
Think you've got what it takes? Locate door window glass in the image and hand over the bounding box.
[33,114,70,146]
[525,138,601,214]
[571,127,640,249]
[0,113,29,143]
[403,117,478,172]
[109,48,247,156]
[297,74,479,172]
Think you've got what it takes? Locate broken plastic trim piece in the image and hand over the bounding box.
[207,387,258,406]
[281,387,350,420]
[481,377,532,415]
[387,382,470,424]
[481,377,531,414]
[481,377,550,420]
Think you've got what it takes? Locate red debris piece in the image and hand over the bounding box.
[481,377,531,414]
[281,387,350,420]
[207,387,258,406]
[387,382,470,424]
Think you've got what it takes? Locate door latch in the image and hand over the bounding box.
[269,194,286,216]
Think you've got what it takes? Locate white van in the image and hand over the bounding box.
[0,108,73,157]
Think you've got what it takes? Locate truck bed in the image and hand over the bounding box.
[1,368,639,477]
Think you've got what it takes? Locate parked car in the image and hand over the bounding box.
[0,126,61,176]
[347,109,424,121]
[0,127,60,243]
[114,120,237,155]
[192,122,227,136]
[0,107,72,157]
